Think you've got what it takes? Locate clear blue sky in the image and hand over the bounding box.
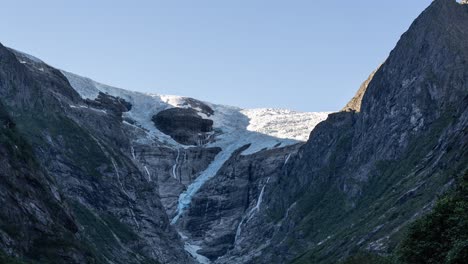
[1,0,432,112]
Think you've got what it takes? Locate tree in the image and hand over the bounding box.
[397,173,468,264]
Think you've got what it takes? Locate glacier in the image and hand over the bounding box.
[61,69,330,228]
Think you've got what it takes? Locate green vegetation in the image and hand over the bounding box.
[27,232,98,264]
[100,213,139,242]
[15,113,111,178]
[71,201,131,256]
[70,201,159,264]
[397,173,468,264]
[322,172,468,264]
[340,252,394,264]
[288,109,465,264]
[0,251,28,264]
[0,104,98,264]
[0,105,37,168]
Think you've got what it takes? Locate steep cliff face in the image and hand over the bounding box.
[0,103,94,264]
[0,44,194,264]
[174,143,301,261]
[0,40,326,264]
[0,1,466,263]
[216,0,468,263]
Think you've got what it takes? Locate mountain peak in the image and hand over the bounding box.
[359,0,468,116]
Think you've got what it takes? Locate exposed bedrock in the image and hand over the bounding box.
[129,142,221,218]
[85,92,132,118]
[152,108,214,145]
[183,98,215,116]
[0,44,195,264]
[174,143,302,261]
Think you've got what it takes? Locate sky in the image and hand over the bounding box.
[0,0,433,112]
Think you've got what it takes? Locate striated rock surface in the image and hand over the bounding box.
[0,103,92,264]
[215,0,468,263]
[0,43,194,264]
[177,144,301,261]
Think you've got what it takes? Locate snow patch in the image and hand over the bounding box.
[159,94,187,108]
[241,108,330,141]
[178,232,211,264]
[184,243,211,264]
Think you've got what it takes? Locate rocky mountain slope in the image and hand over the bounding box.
[0,31,327,264]
[214,0,468,263]
[0,0,467,263]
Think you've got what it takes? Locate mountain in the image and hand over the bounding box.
[0,0,467,263]
[215,0,468,263]
[0,29,327,264]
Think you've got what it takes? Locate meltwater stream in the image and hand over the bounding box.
[171,142,241,224]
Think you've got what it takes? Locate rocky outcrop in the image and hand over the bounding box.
[153,108,214,145]
[183,98,215,116]
[130,142,221,218]
[342,66,379,112]
[85,92,132,118]
[175,143,301,261]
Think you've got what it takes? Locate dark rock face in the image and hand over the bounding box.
[183,98,215,116]
[213,1,468,263]
[176,144,301,261]
[152,108,214,145]
[0,103,91,263]
[131,143,222,218]
[0,43,194,264]
[0,110,14,129]
[85,92,132,118]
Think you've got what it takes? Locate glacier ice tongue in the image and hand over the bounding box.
[61,68,331,229]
